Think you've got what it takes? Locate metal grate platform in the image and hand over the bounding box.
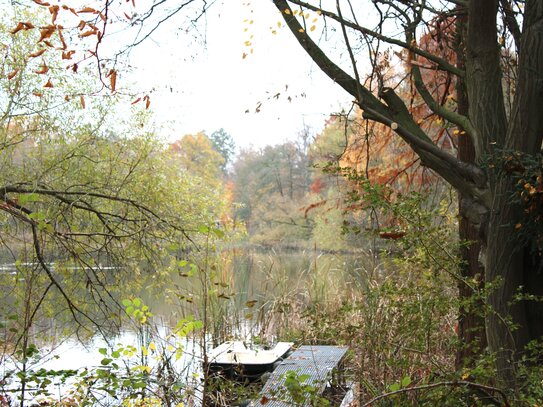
[251,345,349,406]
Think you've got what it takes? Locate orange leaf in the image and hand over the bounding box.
[143,95,150,109]
[80,95,85,109]
[108,69,117,92]
[64,95,70,101]
[38,25,56,42]
[7,69,19,80]
[10,22,26,34]
[77,20,86,30]
[33,92,43,97]
[49,5,59,23]
[62,5,78,16]
[78,7,98,13]
[62,50,75,60]
[80,29,96,38]
[33,0,50,5]
[29,49,46,58]
[11,22,35,34]
[43,79,53,88]
[57,28,67,50]
[42,40,54,48]
[131,97,141,105]
[35,65,49,74]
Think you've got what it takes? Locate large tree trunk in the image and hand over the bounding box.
[455,9,488,369]
[468,0,543,386]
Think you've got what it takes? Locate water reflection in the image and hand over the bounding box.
[0,247,372,405]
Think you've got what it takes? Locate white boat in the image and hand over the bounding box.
[206,341,293,381]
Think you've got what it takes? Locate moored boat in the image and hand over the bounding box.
[205,341,293,382]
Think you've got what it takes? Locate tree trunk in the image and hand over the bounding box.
[484,0,543,386]
[455,9,488,369]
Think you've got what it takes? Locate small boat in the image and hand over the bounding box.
[205,341,293,382]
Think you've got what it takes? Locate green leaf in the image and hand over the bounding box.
[133,298,142,307]
[98,348,108,355]
[401,376,411,387]
[122,299,132,307]
[389,383,400,392]
[100,358,112,365]
[212,227,225,238]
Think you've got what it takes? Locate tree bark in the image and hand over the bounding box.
[456,10,488,368]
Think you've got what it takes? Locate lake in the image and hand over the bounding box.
[0,246,373,405]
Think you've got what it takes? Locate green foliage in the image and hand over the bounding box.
[210,128,236,173]
[282,370,330,406]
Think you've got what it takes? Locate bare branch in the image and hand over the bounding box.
[284,0,464,76]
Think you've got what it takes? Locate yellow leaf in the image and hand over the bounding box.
[298,28,305,33]
[293,9,299,15]
[80,95,85,109]
[246,300,258,308]
[310,25,316,31]
[284,8,291,14]
[515,223,522,229]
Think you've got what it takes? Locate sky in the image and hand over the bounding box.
[118,0,353,149]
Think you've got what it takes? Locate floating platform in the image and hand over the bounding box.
[250,345,351,406]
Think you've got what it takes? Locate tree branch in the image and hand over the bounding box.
[283,0,464,76]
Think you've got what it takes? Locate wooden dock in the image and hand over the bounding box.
[250,345,350,406]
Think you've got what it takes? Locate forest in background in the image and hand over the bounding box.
[1,0,542,406]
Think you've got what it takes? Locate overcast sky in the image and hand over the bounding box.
[120,0,353,149]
